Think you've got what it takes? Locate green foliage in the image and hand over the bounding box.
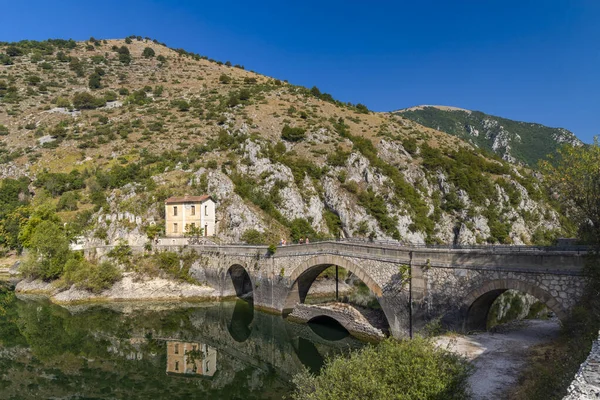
[323,210,342,236]
[289,218,318,242]
[171,98,190,111]
[241,229,267,245]
[281,125,306,142]
[0,125,8,136]
[126,89,152,105]
[88,73,102,90]
[540,139,600,244]
[292,337,472,400]
[219,74,232,84]
[35,170,85,197]
[326,147,349,167]
[355,103,369,114]
[358,189,400,239]
[73,92,106,109]
[399,106,576,167]
[107,240,133,269]
[21,220,70,280]
[63,256,121,293]
[142,47,155,58]
[56,191,79,211]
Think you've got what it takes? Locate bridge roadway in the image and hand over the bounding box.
[88,239,589,338]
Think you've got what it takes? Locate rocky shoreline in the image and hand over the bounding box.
[12,273,352,305]
[14,272,221,304]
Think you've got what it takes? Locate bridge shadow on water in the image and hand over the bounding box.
[307,315,350,341]
[227,298,254,343]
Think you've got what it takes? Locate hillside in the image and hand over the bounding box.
[0,37,574,249]
[396,105,582,167]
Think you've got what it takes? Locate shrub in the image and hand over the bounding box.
[63,258,121,293]
[88,73,102,89]
[292,337,472,400]
[142,47,155,58]
[55,96,71,108]
[73,92,105,109]
[241,229,266,245]
[355,103,369,114]
[219,74,232,84]
[281,125,306,142]
[0,125,8,136]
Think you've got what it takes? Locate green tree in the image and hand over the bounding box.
[22,220,70,280]
[540,139,600,244]
[142,47,155,58]
[292,338,472,400]
[88,73,102,89]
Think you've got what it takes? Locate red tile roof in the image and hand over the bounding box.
[164,195,212,204]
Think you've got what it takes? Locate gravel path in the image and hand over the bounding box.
[436,319,561,399]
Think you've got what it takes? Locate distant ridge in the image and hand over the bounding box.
[395,105,582,167]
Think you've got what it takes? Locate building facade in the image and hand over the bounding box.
[164,195,216,237]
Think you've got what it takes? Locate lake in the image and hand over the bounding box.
[0,287,364,400]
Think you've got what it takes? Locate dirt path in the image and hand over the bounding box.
[436,319,561,399]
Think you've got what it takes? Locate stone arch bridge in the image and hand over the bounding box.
[90,240,588,338]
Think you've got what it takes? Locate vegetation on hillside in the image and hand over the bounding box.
[398,107,581,167]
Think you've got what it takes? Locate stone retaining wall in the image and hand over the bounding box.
[563,332,600,399]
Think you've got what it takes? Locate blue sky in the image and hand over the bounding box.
[1,1,599,142]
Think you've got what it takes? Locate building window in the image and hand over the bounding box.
[205,205,208,216]
[174,344,179,354]
[191,205,195,215]
[205,225,208,236]
[173,223,178,233]
[173,206,178,216]
[175,361,179,371]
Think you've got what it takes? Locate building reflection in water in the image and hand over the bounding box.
[166,341,217,377]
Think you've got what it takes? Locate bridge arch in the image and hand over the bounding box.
[463,278,567,331]
[282,254,394,333]
[226,264,254,300]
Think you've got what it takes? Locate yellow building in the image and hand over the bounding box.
[164,195,216,237]
[166,341,217,377]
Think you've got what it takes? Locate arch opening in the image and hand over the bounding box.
[227,265,253,300]
[464,279,566,332]
[283,257,391,335]
[307,315,350,341]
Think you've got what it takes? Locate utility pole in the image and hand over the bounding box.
[409,250,413,339]
[335,265,339,301]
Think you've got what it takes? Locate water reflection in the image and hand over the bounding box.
[227,299,254,343]
[308,316,351,341]
[0,290,364,399]
[166,341,217,377]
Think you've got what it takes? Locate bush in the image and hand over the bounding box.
[0,125,8,136]
[241,229,266,245]
[73,92,106,109]
[281,125,306,142]
[292,337,472,400]
[219,74,232,84]
[88,73,102,89]
[142,47,155,58]
[63,257,121,293]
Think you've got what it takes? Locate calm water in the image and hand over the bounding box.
[0,287,364,400]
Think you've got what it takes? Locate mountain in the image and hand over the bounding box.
[395,105,582,167]
[0,37,574,248]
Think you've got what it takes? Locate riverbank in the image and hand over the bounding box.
[12,273,351,305]
[436,319,561,400]
[15,272,221,304]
